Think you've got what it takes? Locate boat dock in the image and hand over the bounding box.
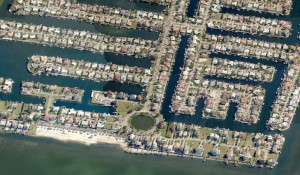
[91,90,141,107]
[27,55,152,86]
[0,99,121,132]
[200,80,265,124]
[0,0,299,169]
[267,63,300,131]
[127,0,171,6]
[126,123,285,168]
[0,20,155,58]
[216,0,292,16]
[207,13,291,38]
[203,34,300,63]
[10,0,165,32]
[21,81,85,105]
[204,57,276,82]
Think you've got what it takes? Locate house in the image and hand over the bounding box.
[193,148,204,157]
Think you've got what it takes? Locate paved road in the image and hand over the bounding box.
[143,0,177,111]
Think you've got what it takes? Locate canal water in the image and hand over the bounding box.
[157,0,300,174]
[2,1,161,40]
[0,0,300,175]
[161,44,286,133]
[160,0,299,135]
[220,0,300,45]
[77,0,165,13]
[186,0,199,18]
[0,0,153,113]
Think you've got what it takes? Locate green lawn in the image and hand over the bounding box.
[27,124,37,135]
[244,133,255,147]
[11,103,23,119]
[203,143,213,157]
[218,145,228,159]
[198,127,213,140]
[21,104,31,113]
[268,152,279,161]
[106,115,115,123]
[187,140,201,149]
[0,101,8,113]
[115,101,142,116]
[104,124,113,130]
[227,135,235,145]
[0,101,24,119]
[161,123,172,138]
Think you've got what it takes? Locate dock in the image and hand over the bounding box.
[10,0,165,32]
[27,55,152,86]
[0,20,155,58]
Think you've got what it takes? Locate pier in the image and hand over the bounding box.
[0,20,155,58]
[0,99,122,132]
[207,13,291,38]
[126,123,285,168]
[11,0,165,32]
[27,55,152,86]
[0,0,299,169]
[21,81,84,113]
[216,0,292,16]
[200,80,265,124]
[203,34,300,63]
[91,90,142,106]
[267,63,300,131]
[204,57,276,82]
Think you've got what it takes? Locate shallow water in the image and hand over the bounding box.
[1,123,300,175]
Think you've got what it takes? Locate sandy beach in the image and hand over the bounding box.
[35,126,126,147]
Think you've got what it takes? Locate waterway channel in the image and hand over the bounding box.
[186,0,199,18]
[0,0,153,113]
[0,0,300,174]
[161,0,299,134]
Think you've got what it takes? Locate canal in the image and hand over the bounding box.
[0,0,153,113]
[160,0,296,134]
[160,35,286,134]
[77,0,165,13]
[186,0,199,18]
[0,0,299,175]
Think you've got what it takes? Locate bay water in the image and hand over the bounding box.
[0,0,300,175]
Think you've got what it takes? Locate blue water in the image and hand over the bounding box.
[160,41,286,133]
[0,0,153,114]
[160,0,300,134]
[77,0,166,13]
[4,11,160,40]
[0,0,300,175]
[220,0,300,45]
[186,0,199,18]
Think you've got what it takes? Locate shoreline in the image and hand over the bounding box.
[34,126,126,148]
[123,147,275,169]
[31,127,270,169]
[19,124,279,169]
